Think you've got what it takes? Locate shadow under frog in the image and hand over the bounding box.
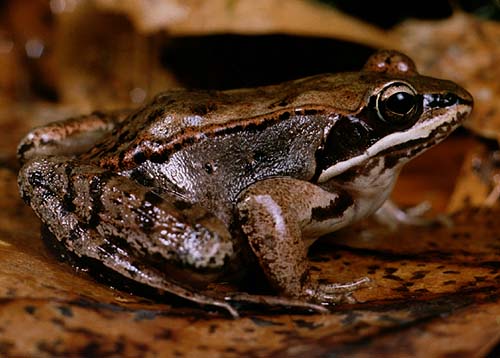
[17,50,473,317]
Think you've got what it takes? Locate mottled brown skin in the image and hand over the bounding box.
[17,50,473,316]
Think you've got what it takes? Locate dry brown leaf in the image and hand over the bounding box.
[2,0,59,100]
[96,0,395,48]
[447,140,500,212]
[0,30,21,103]
[54,2,178,111]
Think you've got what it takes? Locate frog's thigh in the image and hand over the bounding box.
[236,177,353,298]
[19,157,236,289]
[19,158,239,315]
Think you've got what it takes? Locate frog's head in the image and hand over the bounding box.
[317,50,473,183]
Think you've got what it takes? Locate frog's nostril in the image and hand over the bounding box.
[442,93,459,106]
[424,93,461,108]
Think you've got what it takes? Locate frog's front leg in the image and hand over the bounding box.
[19,157,239,317]
[375,200,453,229]
[237,177,369,304]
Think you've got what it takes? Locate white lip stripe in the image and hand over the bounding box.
[317,105,469,183]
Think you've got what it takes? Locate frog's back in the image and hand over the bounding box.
[138,71,369,139]
[87,72,371,172]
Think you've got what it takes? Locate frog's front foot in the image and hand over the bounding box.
[302,277,370,305]
[375,200,453,230]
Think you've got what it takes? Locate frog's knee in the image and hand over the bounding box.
[18,162,33,204]
[18,158,60,202]
[179,226,235,269]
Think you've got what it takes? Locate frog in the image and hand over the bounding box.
[17,50,473,317]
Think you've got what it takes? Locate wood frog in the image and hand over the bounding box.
[17,50,473,317]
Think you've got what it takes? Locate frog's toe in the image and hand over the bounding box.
[305,277,370,304]
[227,293,330,314]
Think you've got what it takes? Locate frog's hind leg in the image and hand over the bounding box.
[19,157,239,317]
[17,110,129,164]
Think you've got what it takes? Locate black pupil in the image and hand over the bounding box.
[385,92,415,115]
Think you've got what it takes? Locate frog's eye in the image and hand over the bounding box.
[375,82,421,124]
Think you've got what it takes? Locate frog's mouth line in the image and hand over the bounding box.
[377,120,457,167]
[381,118,458,155]
[317,105,470,183]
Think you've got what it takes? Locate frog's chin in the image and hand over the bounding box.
[317,106,469,183]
